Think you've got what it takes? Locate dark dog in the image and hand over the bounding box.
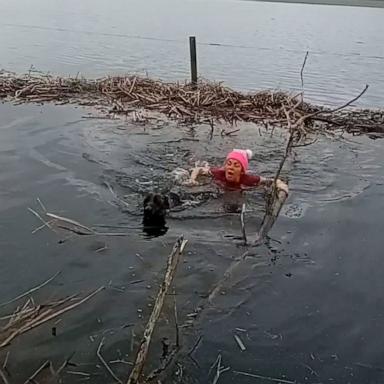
[143,193,170,236]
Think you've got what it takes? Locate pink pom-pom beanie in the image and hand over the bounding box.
[225,149,253,172]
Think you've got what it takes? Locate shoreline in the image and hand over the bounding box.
[244,0,384,8]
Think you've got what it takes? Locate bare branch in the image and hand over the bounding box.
[97,338,123,384]
[127,237,188,384]
[300,51,309,102]
[0,271,61,308]
[234,370,295,384]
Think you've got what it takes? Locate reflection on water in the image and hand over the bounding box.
[142,224,169,238]
[0,0,384,107]
[223,190,244,213]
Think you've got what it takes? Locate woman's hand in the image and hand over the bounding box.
[182,179,199,186]
[259,177,288,196]
[276,179,289,196]
[182,164,211,186]
[194,161,210,176]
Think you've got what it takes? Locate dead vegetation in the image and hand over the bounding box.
[0,286,104,349]
[0,70,383,138]
[0,235,188,384]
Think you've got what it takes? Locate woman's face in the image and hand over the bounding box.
[224,159,243,183]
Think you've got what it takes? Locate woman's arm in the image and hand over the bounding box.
[183,164,212,186]
[259,176,273,187]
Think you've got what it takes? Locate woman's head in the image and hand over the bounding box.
[224,149,253,183]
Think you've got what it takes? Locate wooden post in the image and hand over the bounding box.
[189,36,198,86]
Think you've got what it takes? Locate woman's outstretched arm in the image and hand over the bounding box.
[183,163,212,186]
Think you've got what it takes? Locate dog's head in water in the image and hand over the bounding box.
[142,193,170,236]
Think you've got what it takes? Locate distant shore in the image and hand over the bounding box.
[245,0,384,8]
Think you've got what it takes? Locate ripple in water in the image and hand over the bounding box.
[79,118,381,222]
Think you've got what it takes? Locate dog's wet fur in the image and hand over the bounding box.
[142,193,170,236]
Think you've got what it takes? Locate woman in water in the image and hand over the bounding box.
[185,149,289,196]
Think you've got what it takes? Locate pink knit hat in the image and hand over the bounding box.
[226,149,253,171]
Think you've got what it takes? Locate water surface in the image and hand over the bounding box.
[1,0,384,382]
[0,102,383,383]
[0,0,383,107]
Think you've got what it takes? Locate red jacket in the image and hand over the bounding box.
[211,167,261,189]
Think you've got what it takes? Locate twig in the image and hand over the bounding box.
[256,188,288,246]
[97,337,123,384]
[135,253,145,263]
[211,354,230,384]
[274,109,295,184]
[31,219,55,234]
[208,354,221,378]
[45,212,94,234]
[233,334,246,351]
[302,84,370,125]
[0,368,10,384]
[1,286,104,348]
[109,360,133,366]
[208,119,214,141]
[187,335,202,357]
[224,128,240,136]
[56,352,76,376]
[56,225,94,236]
[66,371,91,377]
[321,84,369,115]
[146,346,178,382]
[48,361,56,378]
[127,236,188,384]
[104,182,131,209]
[233,370,295,384]
[310,116,343,126]
[93,232,132,237]
[0,271,61,308]
[300,51,309,102]
[0,352,10,384]
[82,115,119,120]
[2,352,9,371]
[240,203,247,245]
[28,207,54,231]
[130,329,135,353]
[212,355,222,384]
[301,362,319,377]
[291,137,318,148]
[36,197,47,212]
[173,294,180,348]
[257,109,293,244]
[150,138,199,144]
[24,360,50,384]
[56,224,131,237]
[185,335,202,368]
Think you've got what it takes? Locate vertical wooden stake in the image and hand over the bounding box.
[189,36,198,86]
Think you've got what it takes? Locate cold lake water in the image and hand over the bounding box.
[0,0,384,382]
